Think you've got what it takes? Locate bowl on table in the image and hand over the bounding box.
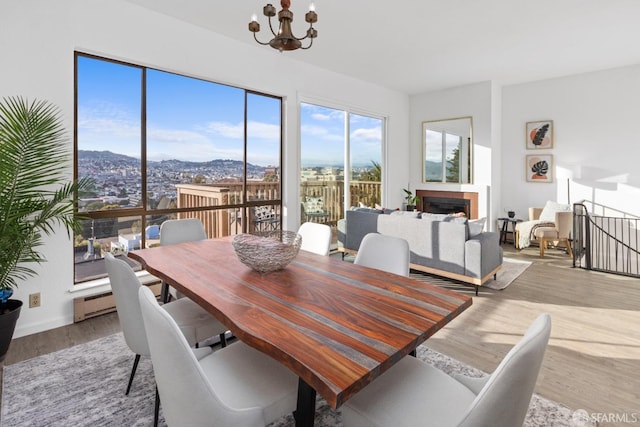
[232,230,302,273]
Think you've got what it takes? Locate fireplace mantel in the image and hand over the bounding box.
[416,190,479,219]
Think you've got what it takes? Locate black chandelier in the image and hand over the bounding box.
[248,0,318,51]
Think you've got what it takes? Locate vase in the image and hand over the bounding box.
[0,299,23,363]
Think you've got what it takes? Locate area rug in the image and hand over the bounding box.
[1,333,572,426]
[410,257,532,292]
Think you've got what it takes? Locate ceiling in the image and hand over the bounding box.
[126,0,640,95]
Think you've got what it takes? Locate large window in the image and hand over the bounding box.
[74,53,282,283]
[300,102,384,244]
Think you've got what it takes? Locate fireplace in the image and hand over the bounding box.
[416,190,479,219]
[423,197,471,217]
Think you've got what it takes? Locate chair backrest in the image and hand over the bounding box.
[298,222,332,256]
[458,313,552,427]
[160,218,207,246]
[138,286,263,426]
[529,207,543,221]
[555,211,573,239]
[104,252,148,356]
[354,233,410,276]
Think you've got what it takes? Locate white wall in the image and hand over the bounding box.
[501,64,640,219]
[1,0,409,337]
[409,81,501,226]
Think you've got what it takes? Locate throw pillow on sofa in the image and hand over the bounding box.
[468,217,486,237]
[390,210,421,218]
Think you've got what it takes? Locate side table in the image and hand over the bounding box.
[497,217,522,245]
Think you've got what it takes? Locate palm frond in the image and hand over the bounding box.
[0,97,93,290]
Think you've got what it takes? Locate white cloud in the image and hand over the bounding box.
[147,128,209,144]
[301,124,344,142]
[205,121,243,139]
[247,121,281,142]
[351,127,381,142]
[311,112,332,121]
[204,120,280,143]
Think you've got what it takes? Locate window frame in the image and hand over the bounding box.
[73,52,283,284]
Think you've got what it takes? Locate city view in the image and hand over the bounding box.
[77,150,270,211]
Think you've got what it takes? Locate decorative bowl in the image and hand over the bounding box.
[232,230,302,273]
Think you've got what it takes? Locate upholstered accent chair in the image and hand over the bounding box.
[159,218,207,302]
[515,201,573,257]
[342,313,552,427]
[298,221,332,256]
[354,233,410,277]
[138,286,298,426]
[104,253,228,426]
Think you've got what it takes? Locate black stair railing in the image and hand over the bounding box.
[573,202,640,278]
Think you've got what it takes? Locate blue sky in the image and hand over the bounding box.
[300,103,382,168]
[77,55,381,168]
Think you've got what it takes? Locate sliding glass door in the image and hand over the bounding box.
[300,102,384,245]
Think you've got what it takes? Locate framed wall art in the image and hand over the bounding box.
[526,154,554,183]
[526,120,553,149]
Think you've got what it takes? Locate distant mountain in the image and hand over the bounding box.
[78,150,135,163]
[424,160,443,180]
[78,150,266,173]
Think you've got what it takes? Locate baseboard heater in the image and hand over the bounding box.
[73,281,162,322]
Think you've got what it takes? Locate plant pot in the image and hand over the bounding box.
[0,299,23,363]
[406,205,416,211]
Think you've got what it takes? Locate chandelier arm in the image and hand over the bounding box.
[253,32,272,46]
[267,16,278,37]
[299,38,314,49]
[292,22,316,41]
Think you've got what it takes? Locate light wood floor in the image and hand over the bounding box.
[2,244,639,426]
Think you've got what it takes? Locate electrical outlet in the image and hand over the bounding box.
[29,292,41,308]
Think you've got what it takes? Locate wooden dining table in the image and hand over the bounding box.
[129,236,472,427]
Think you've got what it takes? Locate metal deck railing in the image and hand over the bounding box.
[573,201,640,277]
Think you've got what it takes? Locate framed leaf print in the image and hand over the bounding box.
[526,120,553,149]
[526,154,554,183]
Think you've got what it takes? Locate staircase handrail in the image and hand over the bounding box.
[575,199,640,220]
[574,202,640,253]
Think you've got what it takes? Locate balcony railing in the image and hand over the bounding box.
[300,180,382,225]
[176,180,381,237]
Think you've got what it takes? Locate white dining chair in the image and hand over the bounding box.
[298,221,332,256]
[342,313,552,427]
[159,218,208,302]
[354,232,410,276]
[138,286,299,426]
[104,253,229,426]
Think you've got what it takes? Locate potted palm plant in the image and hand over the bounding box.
[0,97,91,362]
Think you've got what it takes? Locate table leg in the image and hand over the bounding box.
[160,281,170,303]
[294,378,316,427]
[500,220,509,244]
